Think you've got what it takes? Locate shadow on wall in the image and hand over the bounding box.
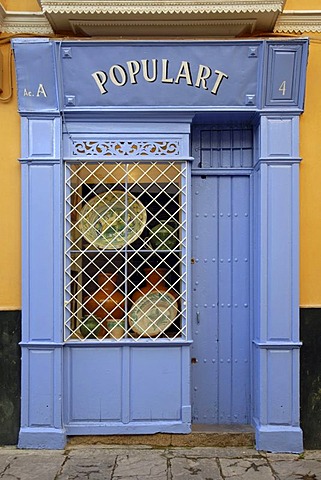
[301,308,321,449]
[0,311,21,445]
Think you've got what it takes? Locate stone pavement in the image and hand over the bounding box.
[1,445,321,480]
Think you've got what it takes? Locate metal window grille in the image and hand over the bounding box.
[192,126,253,169]
[64,160,187,342]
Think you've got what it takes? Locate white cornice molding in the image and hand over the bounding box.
[71,17,257,36]
[71,18,257,28]
[1,11,53,34]
[39,1,285,15]
[274,10,321,33]
[0,3,5,27]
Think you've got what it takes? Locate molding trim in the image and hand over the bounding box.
[274,10,321,33]
[71,18,257,36]
[1,11,53,34]
[0,4,5,26]
[39,1,285,15]
[72,139,181,157]
[71,18,257,28]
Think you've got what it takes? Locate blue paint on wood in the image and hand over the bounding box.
[12,39,309,113]
[13,39,309,451]
[264,43,308,107]
[63,345,190,434]
[252,114,303,453]
[130,347,182,421]
[19,151,65,449]
[191,173,251,424]
[12,39,59,112]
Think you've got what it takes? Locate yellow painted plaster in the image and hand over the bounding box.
[284,0,321,8]
[0,12,321,308]
[299,34,321,306]
[6,0,40,11]
[0,42,21,309]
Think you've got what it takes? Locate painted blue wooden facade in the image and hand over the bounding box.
[12,38,308,452]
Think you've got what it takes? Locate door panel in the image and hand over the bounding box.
[191,175,251,424]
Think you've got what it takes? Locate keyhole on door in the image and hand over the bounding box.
[191,357,198,364]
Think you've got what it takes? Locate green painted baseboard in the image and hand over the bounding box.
[0,311,21,445]
[0,308,320,447]
[300,308,321,449]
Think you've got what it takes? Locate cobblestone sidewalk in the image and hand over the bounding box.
[0,446,321,479]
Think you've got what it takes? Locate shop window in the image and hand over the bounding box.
[64,160,187,342]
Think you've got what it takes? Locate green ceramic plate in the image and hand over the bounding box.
[79,190,147,249]
[129,291,178,337]
[149,220,178,250]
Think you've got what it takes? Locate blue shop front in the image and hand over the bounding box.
[12,39,308,452]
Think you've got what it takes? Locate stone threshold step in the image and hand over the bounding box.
[67,425,254,448]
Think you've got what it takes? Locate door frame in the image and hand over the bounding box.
[13,38,307,452]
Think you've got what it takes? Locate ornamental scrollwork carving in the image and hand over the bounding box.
[274,12,321,33]
[73,140,180,157]
[40,1,284,15]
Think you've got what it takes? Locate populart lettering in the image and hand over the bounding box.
[92,59,229,95]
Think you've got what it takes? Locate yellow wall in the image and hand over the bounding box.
[6,0,40,11]
[1,6,321,308]
[284,0,321,8]
[0,0,41,308]
[283,0,321,307]
[0,42,21,309]
[299,35,321,306]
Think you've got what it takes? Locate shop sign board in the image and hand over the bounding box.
[12,39,308,113]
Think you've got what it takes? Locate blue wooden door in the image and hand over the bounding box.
[191,174,251,424]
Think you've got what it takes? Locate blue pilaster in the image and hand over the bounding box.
[18,115,66,449]
[252,114,303,453]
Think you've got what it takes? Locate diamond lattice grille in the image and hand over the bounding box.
[64,161,187,341]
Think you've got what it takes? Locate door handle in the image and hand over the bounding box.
[196,311,200,324]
